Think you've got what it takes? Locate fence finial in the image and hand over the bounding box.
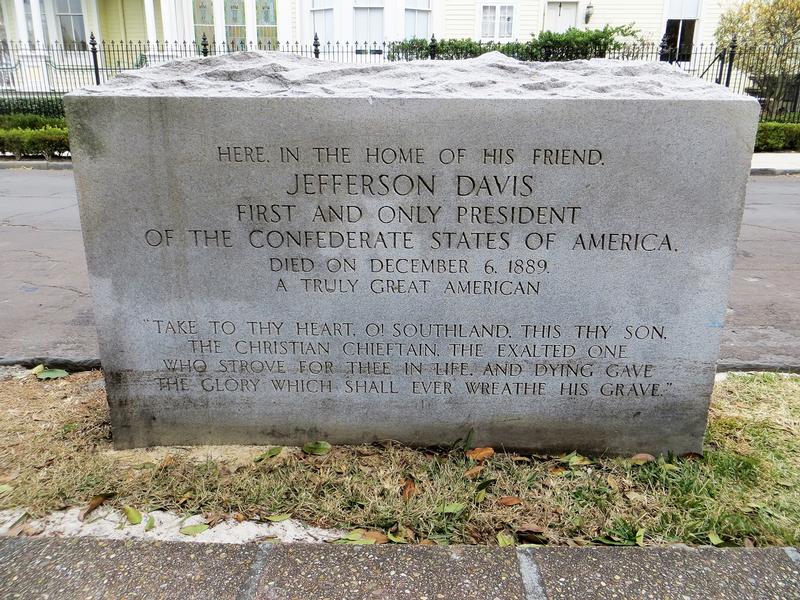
[89,33,100,85]
[313,32,320,59]
[201,32,209,57]
[429,34,437,60]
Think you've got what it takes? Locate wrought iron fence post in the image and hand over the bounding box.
[89,33,101,85]
[725,34,737,88]
[313,33,320,59]
[429,34,437,60]
[201,32,209,57]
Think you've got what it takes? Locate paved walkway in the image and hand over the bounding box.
[751,152,800,175]
[1,170,799,370]
[0,537,798,599]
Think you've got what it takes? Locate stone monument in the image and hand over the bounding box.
[65,52,759,453]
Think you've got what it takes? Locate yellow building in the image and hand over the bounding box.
[0,0,736,47]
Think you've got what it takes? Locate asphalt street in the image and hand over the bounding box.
[1,169,798,369]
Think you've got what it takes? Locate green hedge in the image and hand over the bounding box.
[755,122,800,152]
[0,114,67,129]
[387,26,638,61]
[0,96,64,117]
[0,127,70,159]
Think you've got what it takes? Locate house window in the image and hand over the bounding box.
[54,0,85,46]
[193,0,214,44]
[480,4,513,39]
[662,0,700,61]
[661,19,696,62]
[256,0,277,48]
[224,0,246,48]
[311,0,333,42]
[353,0,383,43]
[405,0,430,40]
[544,2,577,33]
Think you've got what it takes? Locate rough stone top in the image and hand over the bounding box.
[69,51,750,100]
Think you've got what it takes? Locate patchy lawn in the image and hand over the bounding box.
[0,369,798,547]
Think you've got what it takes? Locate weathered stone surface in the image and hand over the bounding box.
[65,52,759,453]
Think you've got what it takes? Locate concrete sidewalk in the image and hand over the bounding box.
[0,537,798,599]
[750,152,800,175]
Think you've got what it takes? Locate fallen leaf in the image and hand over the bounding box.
[516,524,548,544]
[682,452,702,461]
[233,513,247,522]
[30,364,45,376]
[595,535,635,546]
[80,494,111,521]
[419,539,436,545]
[123,506,142,525]
[254,447,282,462]
[161,455,177,468]
[179,523,209,536]
[635,528,645,546]
[466,447,494,461]
[265,513,291,523]
[475,489,487,503]
[177,492,193,505]
[402,478,417,500]
[496,531,515,547]
[548,466,568,476]
[37,368,69,380]
[387,525,412,544]
[332,529,376,545]
[630,453,656,465]
[743,538,755,548]
[560,451,592,466]
[475,478,496,492]
[606,475,620,492]
[303,441,332,456]
[661,463,680,472]
[498,496,523,507]
[362,530,389,544]
[464,465,484,479]
[625,491,647,503]
[440,502,466,514]
[708,530,723,546]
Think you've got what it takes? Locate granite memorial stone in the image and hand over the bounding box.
[65,52,759,453]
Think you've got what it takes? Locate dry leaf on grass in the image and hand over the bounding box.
[401,478,417,499]
[630,453,656,465]
[464,465,484,479]
[79,494,111,521]
[466,447,494,461]
[498,496,522,507]
[362,530,389,544]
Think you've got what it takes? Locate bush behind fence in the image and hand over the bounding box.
[1,35,799,121]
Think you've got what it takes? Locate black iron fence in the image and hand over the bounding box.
[1,34,799,121]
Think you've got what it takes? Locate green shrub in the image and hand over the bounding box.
[755,122,800,152]
[0,127,70,160]
[387,26,638,62]
[0,114,67,130]
[0,96,64,117]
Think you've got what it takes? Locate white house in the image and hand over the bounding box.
[0,0,737,47]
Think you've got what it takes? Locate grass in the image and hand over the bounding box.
[0,370,798,546]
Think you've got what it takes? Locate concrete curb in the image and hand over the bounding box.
[1,538,799,599]
[1,160,799,176]
[0,160,72,170]
[750,167,800,176]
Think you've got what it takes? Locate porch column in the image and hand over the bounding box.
[143,0,157,41]
[29,0,44,44]
[14,0,28,43]
[244,0,255,47]
[212,0,224,44]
